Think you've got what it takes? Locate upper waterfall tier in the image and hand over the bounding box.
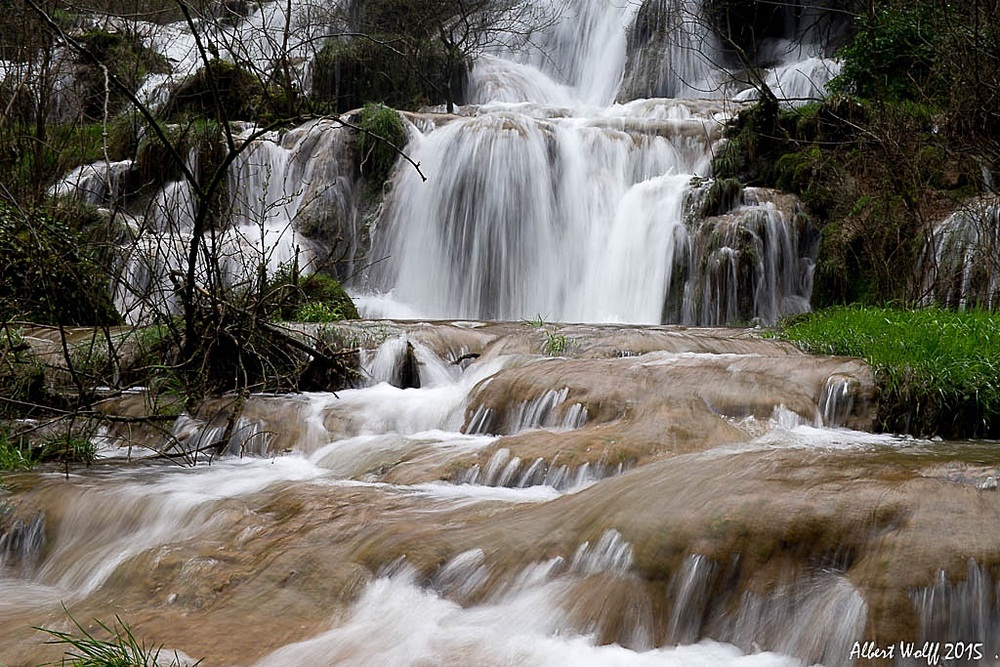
[364,103,816,324]
[43,0,847,325]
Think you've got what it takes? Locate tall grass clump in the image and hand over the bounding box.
[0,428,34,472]
[775,306,1000,438]
[39,612,200,666]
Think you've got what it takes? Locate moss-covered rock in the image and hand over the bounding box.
[311,35,461,113]
[353,102,407,198]
[164,59,266,122]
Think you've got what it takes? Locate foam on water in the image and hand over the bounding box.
[252,568,805,667]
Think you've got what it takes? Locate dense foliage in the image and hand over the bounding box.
[312,35,455,113]
[777,307,1000,438]
[0,203,120,326]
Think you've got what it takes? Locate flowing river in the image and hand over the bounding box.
[4,322,1000,665]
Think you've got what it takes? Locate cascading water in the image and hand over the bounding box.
[920,197,1000,310]
[43,0,842,326]
[362,0,832,324]
[84,118,360,323]
[8,320,1000,666]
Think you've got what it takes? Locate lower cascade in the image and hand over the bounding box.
[4,322,1000,665]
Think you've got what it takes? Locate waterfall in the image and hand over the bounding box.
[361,0,835,325]
[39,0,847,328]
[35,0,846,326]
[69,118,361,323]
[369,113,815,324]
[921,198,1000,310]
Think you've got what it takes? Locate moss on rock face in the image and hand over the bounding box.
[311,35,458,113]
[295,273,360,322]
[164,59,266,122]
[268,268,359,323]
[697,177,743,218]
[354,102,408,198]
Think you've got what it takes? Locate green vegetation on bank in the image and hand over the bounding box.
[0,203,120,326]
[775,307,1000,438]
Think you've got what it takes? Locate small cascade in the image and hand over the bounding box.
[360,335,462,389]
[666,554,717,643]
[48,160,135,206]
[47,119,360,324]
[678,186,816,326]
[481,0,641,106]
[457,448,618,491]
[0,512,46,577]
[360,336,416,387]
[819,374,860,428]
[621,0,847,104]
[733,57,843,108]
[621,0,725,101]
[726,573,867,667]
[466,387,589,435]
[661,554,867,667]
[920,198,1000,310]
[570,529,634,576]
[430,548,491,601]
[168,413,271,459]
[910,560,1000,664]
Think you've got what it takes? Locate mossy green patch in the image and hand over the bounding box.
[355,103,408,199]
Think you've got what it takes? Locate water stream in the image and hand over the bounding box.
[5,323,1000,666]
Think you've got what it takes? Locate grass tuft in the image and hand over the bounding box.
[38,611,200,667]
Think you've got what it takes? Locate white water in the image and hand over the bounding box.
[921,197,1000,309]
[4,325,977,665]
[362,0,828,324]
[37,0,841,326]
[252,567,804,667]
[111,118,359,322]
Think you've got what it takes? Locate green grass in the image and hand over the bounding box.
[542,332,570,357]
[38,611,199,666]
[294,301,353,323]
[0,428,34,471]
[774,306,1000,437]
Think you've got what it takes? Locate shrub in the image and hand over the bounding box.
[828,5,941,103]
[164,59,265,122]
[0,203,120,325]
[268,268,359,322]
[0,426,34,471]
[311,36,454,112]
